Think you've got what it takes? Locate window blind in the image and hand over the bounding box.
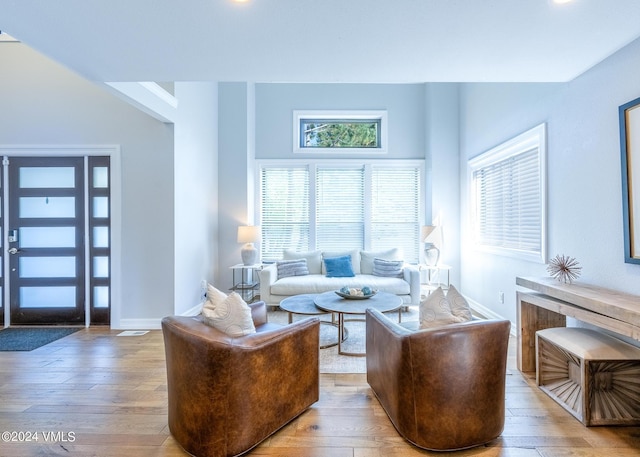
[316,167,365,251]
[473,147,542,254]
[259,161,423,263]
[371,167,420,262]
[260,167,309,261]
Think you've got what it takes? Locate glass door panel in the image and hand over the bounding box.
[8,157,85,325]
[88,157,110,324]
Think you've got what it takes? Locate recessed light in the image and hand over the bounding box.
[552,0,574,4]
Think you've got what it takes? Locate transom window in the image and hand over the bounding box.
[258,160,423,263]
[468,123,547,263]
[293,111,388,154]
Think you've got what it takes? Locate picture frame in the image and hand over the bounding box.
[619,96,640,264]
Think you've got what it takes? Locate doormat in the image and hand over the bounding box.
[0,327,81,351]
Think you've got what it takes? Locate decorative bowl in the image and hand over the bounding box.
[335,288,378,300]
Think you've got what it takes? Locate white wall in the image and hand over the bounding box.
[0,43,176,327]
[425,84,461,285]
[217,82,254,289]
[459,37,640,326]
[173,82,218,315]
[217,82,468,289]
[255,83,426,160]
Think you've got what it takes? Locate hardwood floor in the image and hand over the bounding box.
[0,327,639,456]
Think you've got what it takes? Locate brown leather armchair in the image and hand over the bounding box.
[366,308,511,451]
[162,301,320,457]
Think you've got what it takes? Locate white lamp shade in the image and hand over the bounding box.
[237,225,261,243]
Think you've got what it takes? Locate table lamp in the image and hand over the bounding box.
[421,225,441,266]
[237,225,261,265]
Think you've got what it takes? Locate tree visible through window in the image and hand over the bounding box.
[302,120,379,148]
[294,111,388,153]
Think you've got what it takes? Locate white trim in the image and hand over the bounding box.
[0,144,121,328]
[182,301,204,317]
[103,82,177,124]
[118,318,161,330]
[293,110,388,154]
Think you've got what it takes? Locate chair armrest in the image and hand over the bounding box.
[403,263,421,306]
[259,263,278,306]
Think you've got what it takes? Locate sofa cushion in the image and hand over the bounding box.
[360,248,401,274]
[283,249,322,274]
[201,291,256,337]
[419,287,466,329]
[323,255,356,278]
[276,259,309,279]
[271,274,410,296]
[321,250,361,274]
[372,258,404,278]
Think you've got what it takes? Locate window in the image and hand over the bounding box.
[259,161,423,263]
[293,111,388,154]
[468,123,547,263]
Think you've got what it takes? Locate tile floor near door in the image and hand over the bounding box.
[0,325,639,456]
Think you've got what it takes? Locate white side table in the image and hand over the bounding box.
[230,264,263,303]
[418,264,451,293]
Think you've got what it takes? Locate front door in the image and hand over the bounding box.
[7,157,86,325]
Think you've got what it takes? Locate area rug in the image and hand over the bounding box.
[268,307,418,374]
[0,327,81,351]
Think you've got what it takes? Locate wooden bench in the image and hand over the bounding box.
[536,327,640,426]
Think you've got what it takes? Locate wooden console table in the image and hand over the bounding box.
[516,276,640,372]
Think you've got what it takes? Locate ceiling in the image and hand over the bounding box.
[2,0,640,84]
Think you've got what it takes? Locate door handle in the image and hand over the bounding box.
[8,247,20,255]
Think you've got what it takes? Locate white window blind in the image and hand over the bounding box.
[260,167,309,261]
[371,167,420,262]
[469,124,546,263]
[316,167,365,251]
[259,161,424,263]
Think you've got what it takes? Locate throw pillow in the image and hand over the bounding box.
[323,255,356,278]
[276,258,309,279]
[419,287,466,329]
[372,258,404,278]
[360,248,401,274]
[202,291,256,337]
[206,283,228,307]
[283,249,322,274]
[446,285,473,321]
[321,250,361,274]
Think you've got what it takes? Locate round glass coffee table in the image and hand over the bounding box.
[314,291,403,356]
[279,294,347,349]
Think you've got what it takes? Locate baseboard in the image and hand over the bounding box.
[116,318,162,330]
[465,296,517,337]
[115,302,204,330]
[181,301,204,317]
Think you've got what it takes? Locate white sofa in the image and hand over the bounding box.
[259,249,420,308]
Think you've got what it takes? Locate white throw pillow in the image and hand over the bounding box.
[202,291,256,337]
[419,287,466,329]
[446,285,473,321]
[206,283,228,308]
